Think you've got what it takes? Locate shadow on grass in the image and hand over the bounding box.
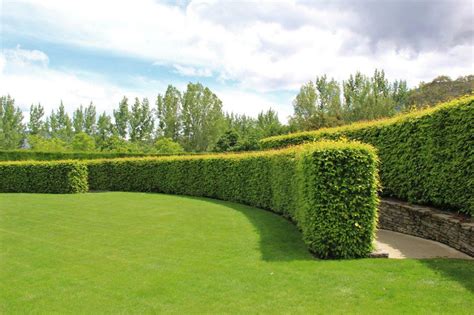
[177,195,314,262]
[144,193,474,292]
[420,259,474,293]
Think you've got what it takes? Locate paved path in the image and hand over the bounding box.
[375,229,472,259]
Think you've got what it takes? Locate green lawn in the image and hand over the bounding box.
[1,193,473,314]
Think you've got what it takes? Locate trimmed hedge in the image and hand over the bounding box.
[0,141,379,259]
[86,141,379,259]
[0,160,88,193]
[260,95,474,215]
[0,150,193,161]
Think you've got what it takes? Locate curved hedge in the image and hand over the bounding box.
[0,160,88,193]
[0,141,379,259]
[0,150,194,161]
[260,95,474,215]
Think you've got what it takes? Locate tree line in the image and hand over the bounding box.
[0,71,472,153]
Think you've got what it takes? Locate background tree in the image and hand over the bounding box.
[28,103,45,136]
[407,75,473,108]
[84,102,97,136]
[290,81,318,130]
[73,105,85,134]
[181,83,225,151]
[129,98,154,143]
[96,112,114,150]
[0,95,24,149]
[114,96,129,139]
[52,101,73,142]
[27,135,68,151]
[153,137,184,154]
[72,132,96,151]
[156,85,181,141]
[256,108,283,138]
[215,130,240,152]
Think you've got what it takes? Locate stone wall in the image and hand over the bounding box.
[379,199,474,257]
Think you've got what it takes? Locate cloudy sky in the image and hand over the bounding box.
[1,0,473,121]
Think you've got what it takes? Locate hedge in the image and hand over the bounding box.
[0,141,379,259]
[0,150,193,161]
[0,160,88,193]
[260,95,474,215]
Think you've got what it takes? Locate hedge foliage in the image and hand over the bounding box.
[86,141,379,259]
[0,160,88,193]
[0,150,192,161]
[260,95,474,215]
[0,141,379,259]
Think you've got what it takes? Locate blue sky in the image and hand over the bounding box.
[1,0,472,122]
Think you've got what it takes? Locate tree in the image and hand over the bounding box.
[153,137,184,154]
[0,95,24,149]
[84,102,97,136]
[27,134,68,151]
[407,75,473,108]
[114,96,129,139]
[28,103,45,135]
[51,101,73,142]
[129,98,154,143]
[290,81,318,130]
[215,130,240,152]
[256,108,282,138]
[96,112,114,150]
[73,105,85,134]
[156,85,181,141]
[181,83,225,151]
[290,76,343,130]
[72,132,96,151]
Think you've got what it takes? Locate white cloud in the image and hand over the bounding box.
[0,47,284,122]
[215,89,292,123]
[0,47,160,116]
[1,0,472,124]
[4,0,472,94]
[173,64,213,77]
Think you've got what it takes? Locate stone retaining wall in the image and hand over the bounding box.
[379,199,474,257]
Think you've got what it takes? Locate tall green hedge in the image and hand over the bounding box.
[0,150,193,161]
[0,141,379,258]
[87,141,379,259]
[260,95,474,215]
[0,161,88,193]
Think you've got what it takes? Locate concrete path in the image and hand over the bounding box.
[375,229,473,259]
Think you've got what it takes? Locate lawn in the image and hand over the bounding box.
[1,192,473,314]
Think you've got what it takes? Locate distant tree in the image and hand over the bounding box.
[73,105,85,134]
[72,132,96,151]
[0,95,24,149]
[100,134,142,153]
[290,75,343,130]
[27,135,68,151]
[153,137,184,154]
[96,112,114,150]
[28,103,45,135]
[114,96,129,139]
[181,83,225,151]
[215,130,240,152]
[256,108,283,138]
[407,75,473,108]
[290,81,318,130]
[129,98,154,143]
[50,101,73,142]
[156,85,181,141]
[84,102,97,136]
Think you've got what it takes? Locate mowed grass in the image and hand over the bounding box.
[1,193,473,314]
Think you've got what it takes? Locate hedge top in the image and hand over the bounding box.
[83,139,377,164]
[260,94,474,148]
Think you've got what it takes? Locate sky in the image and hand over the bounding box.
[1,0,473,122]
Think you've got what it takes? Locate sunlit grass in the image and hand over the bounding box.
[1,192,473,314]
